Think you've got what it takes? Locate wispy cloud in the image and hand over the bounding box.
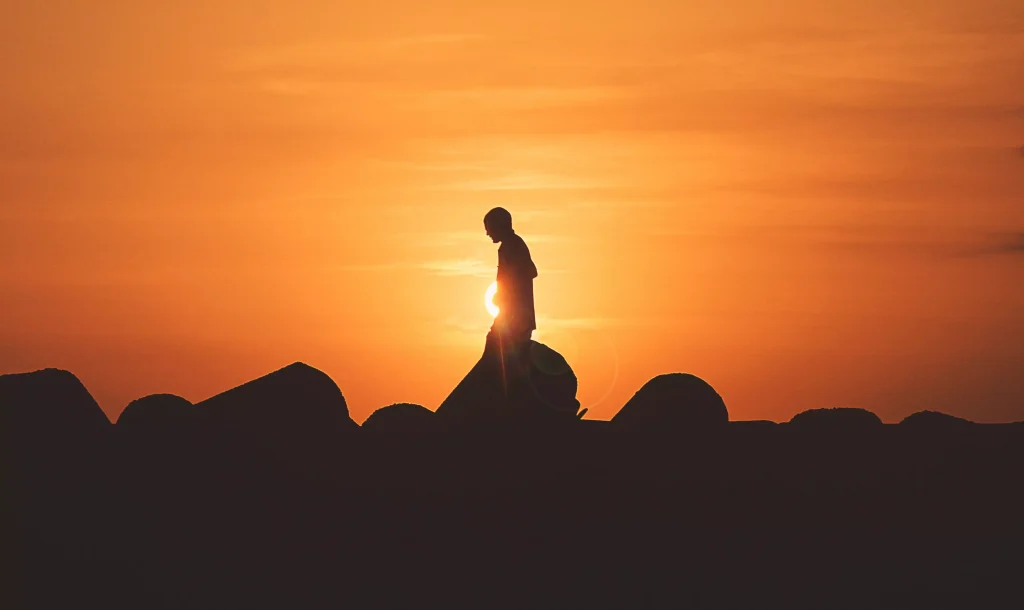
[341,257,567,277]
[944,232,1024,258]
[439,314,664,344]
[436,173,601,192]
[644,223,1024,261]
[339,259,491,277]
[539,316,615,330]
[418,259,493,277]
[381,34,487,52]
[222,34,487,72]
[536,315,674,331]
[987,232,1024,255]
[442,316,489,335]
[413,231,564,247]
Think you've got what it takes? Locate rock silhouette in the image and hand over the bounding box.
[789,407,883,430]
[435,345,506,418]
[731,419,778,429]
[437,339,580,419]
[523,341,581,415]
[196,362,357,460]
[1,368,111,434]
[6,363,1024,609]
[361,402,435,435]
[611,373,728,430]
[4,369,116,608]
[899,410,975,429]
[117,393,196,426]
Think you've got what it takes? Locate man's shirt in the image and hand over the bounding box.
[496,232,538,333]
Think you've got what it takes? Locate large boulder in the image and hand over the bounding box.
[523,342,581,416]
[730,420,778,430]
[362,403,435,435]
[612,373,728,431]
[2,370,115,609]
[788,407,883,430]
[195,362,357,455]
[436,348,506,419]
[437,336,580,420]
[117,394,196,427]
[0,368,111,438]
[899,410,975,430]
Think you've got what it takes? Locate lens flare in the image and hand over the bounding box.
[485,281,499,318]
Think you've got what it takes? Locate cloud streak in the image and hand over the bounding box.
[953,232,1024,258]
[992,233,1024,254]
[413,231,565,247]
[342,259,494,278]
[418,259,494,278]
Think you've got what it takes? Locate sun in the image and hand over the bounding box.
[485,281,499,318]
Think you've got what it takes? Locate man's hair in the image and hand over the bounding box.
[484,207,513,230]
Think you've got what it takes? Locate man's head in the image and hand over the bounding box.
[484,207,514,243]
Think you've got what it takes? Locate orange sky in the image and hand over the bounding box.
[2,1,1023,423]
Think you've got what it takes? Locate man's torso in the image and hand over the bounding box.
[496,233,538,334]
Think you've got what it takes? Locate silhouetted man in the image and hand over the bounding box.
[484,207,538,400]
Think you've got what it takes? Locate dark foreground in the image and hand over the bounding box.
[5,365,1024,609]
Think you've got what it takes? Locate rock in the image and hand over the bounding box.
[362,403,435,435]
[789,407,883,430]
[117,394,196,426]
[0,368,111,437]
[523,342,581,416]
[437,335,580,419]
[1,369,111,524]
[899,410,975,429]
[3,370,114,607]
[435,346,506,419]
[612,373,728,430]
[730,420,778,430]
[195,362,357,454]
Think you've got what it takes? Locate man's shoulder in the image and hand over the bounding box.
[498,233,536,278]
[499,233,530,255]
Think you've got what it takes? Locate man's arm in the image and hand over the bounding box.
[500,238,537,279]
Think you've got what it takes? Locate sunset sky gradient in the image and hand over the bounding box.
[2,1,1022,423]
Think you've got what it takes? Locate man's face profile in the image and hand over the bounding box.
[484,220,503,243]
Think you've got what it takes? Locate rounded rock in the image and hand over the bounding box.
[612,373,728,430]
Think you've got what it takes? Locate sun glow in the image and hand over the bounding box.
[485,281,499,318]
